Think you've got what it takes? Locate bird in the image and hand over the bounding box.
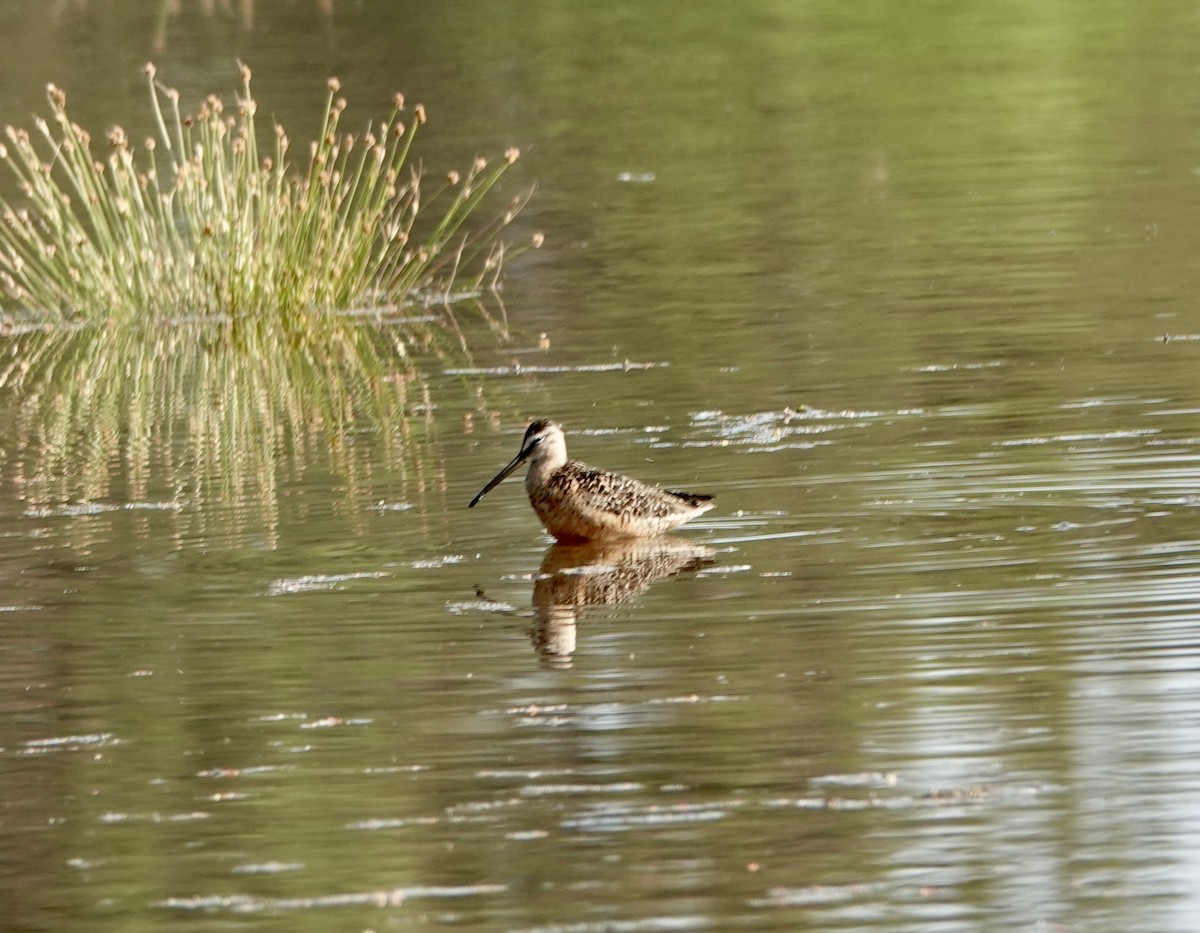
[468,419,714,543]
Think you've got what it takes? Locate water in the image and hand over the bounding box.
[3,2,1200,931]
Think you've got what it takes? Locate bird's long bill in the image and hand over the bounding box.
[467,451,527,508]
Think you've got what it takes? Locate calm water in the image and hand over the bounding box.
[3,2,1200,931]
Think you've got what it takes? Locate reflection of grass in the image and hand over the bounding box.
[1,63,534,321]
[0,310,460,536]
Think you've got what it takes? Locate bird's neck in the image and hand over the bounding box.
[525,452,568,489]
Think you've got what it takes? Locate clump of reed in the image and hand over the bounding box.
[0,62,536,322]
[0,65,527,530]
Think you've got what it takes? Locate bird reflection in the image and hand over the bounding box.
[530,537,714,667]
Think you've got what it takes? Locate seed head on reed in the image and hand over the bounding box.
[0,63,532,321]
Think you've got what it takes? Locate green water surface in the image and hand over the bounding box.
[2,3,1199,931]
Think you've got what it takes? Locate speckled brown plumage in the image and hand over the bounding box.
[529,459,712,542]
[469,419,714,543]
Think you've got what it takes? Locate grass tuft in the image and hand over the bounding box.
[0,62,537,322]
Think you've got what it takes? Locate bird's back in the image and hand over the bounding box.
[528,459,712,542]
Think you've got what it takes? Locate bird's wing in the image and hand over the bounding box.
[554,462,687,521]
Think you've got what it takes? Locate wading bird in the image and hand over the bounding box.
[468,419,714,543]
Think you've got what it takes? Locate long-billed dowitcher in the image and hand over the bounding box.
[468,419,714,543]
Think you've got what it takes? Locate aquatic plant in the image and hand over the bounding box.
[0,64,528,536]
[0,63,535,322]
